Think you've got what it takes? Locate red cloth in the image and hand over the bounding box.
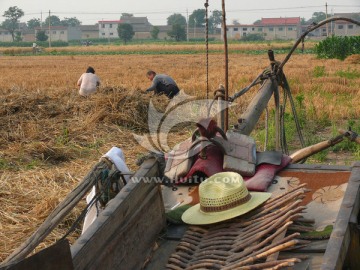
[180,145,224,183]
[244,155,291,192]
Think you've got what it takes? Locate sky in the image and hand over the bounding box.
[1,0,359,26]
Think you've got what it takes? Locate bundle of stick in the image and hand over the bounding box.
[166,184,311,270]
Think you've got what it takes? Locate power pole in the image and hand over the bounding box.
[194,19,196,39]
[48,10,51,47]
[186,9,189,42]
[325,2,329,37]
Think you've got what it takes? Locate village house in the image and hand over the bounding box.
[98,16,152,39]
[300,13,360,39]
[98,20,121,39]
[34,26,81,42]
[80,24,99,40]
[225,13,359,41]
[0,28,13,42]
[121,16,152,39]
[331,13,360,36]
[224,17,301,40]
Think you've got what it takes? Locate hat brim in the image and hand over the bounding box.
[182,192,271,225]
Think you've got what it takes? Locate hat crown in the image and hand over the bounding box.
[199,172,250,212]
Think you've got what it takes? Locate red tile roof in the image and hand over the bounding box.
[261,17,300,25]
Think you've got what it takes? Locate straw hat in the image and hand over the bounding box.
[182,172,271,225]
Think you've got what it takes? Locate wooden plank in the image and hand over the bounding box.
[285,164,351,172]
[237,79,275,135]
[291,240,328,253]
[0,239,73,270]
[71,158,166,270]
[321,162,360,270]
[0,160,110,266]
[145,240,179,270]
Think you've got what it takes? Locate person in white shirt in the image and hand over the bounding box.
[77,66,101,97]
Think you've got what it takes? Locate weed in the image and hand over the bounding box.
[313,66,326,78]
[335,68,360,79]
[56,127,70,145]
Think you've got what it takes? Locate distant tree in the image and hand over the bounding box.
[300,17,306,25]
[117,23,134,44]
[189,9,206,27]
[209,10,222,32]
[2,6,24,41]
[44,15,61,26]
[14,31,22,42]
[232,19,240,25]
[167,13,186,26]
[27,18,41,29]
[36,30,48,41]
[61,17,81,27]
[151,26,160,39]
[167,24,186,41]
[253,19,262,25]
[306,12,326,24]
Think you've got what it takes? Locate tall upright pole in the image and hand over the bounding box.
[194,19,196,39]
[48,10,51,48]
[186,9,189,42]
[325,2,329,37]
[221,0,229,132]
[205,0,209,99]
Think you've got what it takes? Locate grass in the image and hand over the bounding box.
[335,68,360,79]
[0,45,359,262]
[0,41,317,56]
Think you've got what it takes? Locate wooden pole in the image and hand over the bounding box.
[48,10,51,48]
[1,161,110,266]
[221,0,229,132]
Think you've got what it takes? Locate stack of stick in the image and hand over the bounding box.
[166,184,310,270]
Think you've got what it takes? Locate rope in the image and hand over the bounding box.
[281,74,306,149]
[60,168,126,240]
[280,92,289,155]
[204,0,209,99]
[264,106,269,151]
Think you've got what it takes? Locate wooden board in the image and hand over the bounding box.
[71,158,166,270]
[0,240,73,270]
[321,162,360,269]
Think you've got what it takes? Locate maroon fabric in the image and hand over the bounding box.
[244,155,291,192]
[180,145,224,183]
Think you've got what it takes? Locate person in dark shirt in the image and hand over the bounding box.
[145,70,180,99]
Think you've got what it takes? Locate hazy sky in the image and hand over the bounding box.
[1,1,359,25]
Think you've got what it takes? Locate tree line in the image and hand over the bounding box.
[2,6,359,43]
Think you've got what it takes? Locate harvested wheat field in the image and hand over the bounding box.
[0,44,359,262]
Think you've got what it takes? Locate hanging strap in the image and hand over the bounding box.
[204,0,209,99]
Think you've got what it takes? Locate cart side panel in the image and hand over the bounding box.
[322,162,360,270]
[71,159,166,270]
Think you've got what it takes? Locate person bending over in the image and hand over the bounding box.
[145,70,179,99]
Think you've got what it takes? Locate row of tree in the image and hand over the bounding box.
[2,6,359,42]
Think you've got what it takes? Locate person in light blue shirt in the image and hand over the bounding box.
[145,70,179,99]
